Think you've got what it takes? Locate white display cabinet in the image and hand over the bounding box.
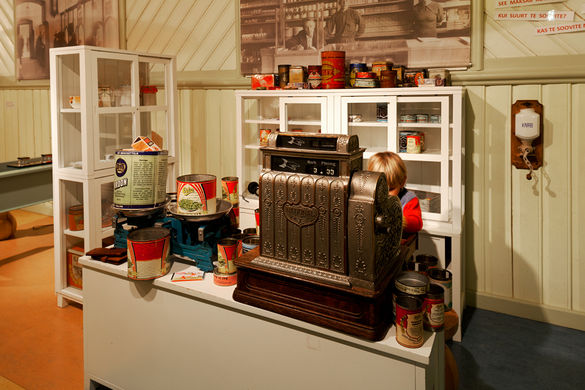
[50,46,178,307]
[235,87,465,340]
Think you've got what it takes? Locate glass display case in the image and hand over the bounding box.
[50,46,177,307]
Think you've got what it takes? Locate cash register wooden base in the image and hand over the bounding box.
[233,248,403,341]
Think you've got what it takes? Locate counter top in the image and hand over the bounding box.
[80,256,438,366]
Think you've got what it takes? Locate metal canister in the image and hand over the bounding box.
[424,283,445,332]
[176,174,217,215]
[379,70,397,88]
[259,129,271,146]
[430,114,441,123]
[222,176,239,228]
[407,134,422,153]
[242,235,260,253]
[278,64,290,88]
[217,238,239,274]
[371,61,390,78]
[428,268,453,311]
[321,51,345,89]
[416,114,429,123]
[399,131,416,152]
[243,228,257,237]
[68,204,84,231]
[114,150,169,209]
[308,65,322,89]
[349,63,367,87]
[395,295,424,348]
[402,114,417,123]
[289,65,306,84]
[416,254,439,270]
[127,227,171,280]
[395,271,429,296]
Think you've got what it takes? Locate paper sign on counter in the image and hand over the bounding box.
[536,22,585,35]
[495,10,574,21]
[495,0,565,8]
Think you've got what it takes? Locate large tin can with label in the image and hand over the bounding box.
[177,174,217,215]
[428,268,453,311]
[127,227,171,280]
[424,283,445,332]
[395,271,429,296]
[321,51,345,89]
[114,150,168,209]
[222,176,239,228]
[395,295,424,348]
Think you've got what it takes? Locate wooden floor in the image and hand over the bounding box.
[0,210,83,390]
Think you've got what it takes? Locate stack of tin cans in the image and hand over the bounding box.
[393,254,451,348]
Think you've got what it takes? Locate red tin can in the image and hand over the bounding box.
[177,174,217,215]
[217,238,239,274]
[321,51,345,89]
[127,227,171,280]
[308,65,322,89]
[222,176,239,228]
[424,283,445,332]
[68,204,84,231]
[395,295,424,348]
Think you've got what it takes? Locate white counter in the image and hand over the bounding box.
[81,257,444,390]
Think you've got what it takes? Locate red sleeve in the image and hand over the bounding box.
[403,197,423,233]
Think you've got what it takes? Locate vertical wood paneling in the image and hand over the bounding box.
[17,90,35,157]
[0,91,5,161]
[572,85,585,312]
[0,0,15,77]
[190,89,208,174]
[511,85,542,303]
[541,84,571,308]
[219,90,236,176]
[484,85,513,297]
[205,90,222,193]
[466,86,486,293]
[3,90,19,161]
[178,89,193,175]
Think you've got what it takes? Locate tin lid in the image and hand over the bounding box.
[428,268,452,281]
[243,235,260,245]
[140,85,158,93]
[68,204,83,214]
[127,227,170,242]
[356,71,376,78]
[395,271,429,295]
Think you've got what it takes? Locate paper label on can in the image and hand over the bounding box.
[424,297,445,329]
[395,280,427,295]
[177,181,216,215]
[222,180,239,204]
[114,153,168,207]
[218,243,238,274]
[396,308,423,347]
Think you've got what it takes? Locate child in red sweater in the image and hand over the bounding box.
[367,151,423,233]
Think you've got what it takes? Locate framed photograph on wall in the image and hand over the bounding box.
[240,0,471,75]
[14,0,120,80]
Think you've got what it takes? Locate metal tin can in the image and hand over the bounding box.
[278,64,290,88]
[68,204,84,231]
[399,131,416,152]
[259,129,271,146]
[424,283,445,332]
[416,114,429,123]
[177,174,217,215]
[392,286,409,320]
[217,237,239,274]
[242,235,260,253]
[354,77,377,88]
[395,271,429,296]
[213,267,237,286]
[243,228,257,237]
[289,65,306,84]
[127,227,171,280]
[308,65,322,89]
[430,114,441,123]
[222,176,239,228]
[114,150,168,209]
[407,134,422,153]
[379,70,397,88]
[376,103,388,122]
[428,268,453,311]
[405,261,428,275]
[395,295,424,348]
[321,51,345,89]
[349,63,367,87]
[231,233,245,258]
[372,61,390,77]
[416,254,439,269]
[402,114,417,123]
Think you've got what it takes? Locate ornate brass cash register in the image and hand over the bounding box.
[233,133,403,341]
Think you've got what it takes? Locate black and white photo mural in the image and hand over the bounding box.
[15,0,119,80]
[240,0,471,74]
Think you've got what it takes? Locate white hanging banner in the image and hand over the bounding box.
[495,0,565,8]
[495,10,574,21]
[536,22,585,35]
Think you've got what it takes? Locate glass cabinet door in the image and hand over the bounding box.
[279,97,328,133]
[55,53,82,171]
[396,96,450,222]
[340,96,396,165]
[94,54,137,171]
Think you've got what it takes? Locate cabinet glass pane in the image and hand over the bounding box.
[97,59,132,107]
[139,62,166,106]
[99,114,133,160]
[61,179,84,232]
[139,111,168,149]
[347,102,389,123]
[284,102,322,132]
[58,54,80,109]
[346,102,389,156]
[100,181,114,229]
[61,113,82,169]
[404,161,442,214]
[397,101,441,121]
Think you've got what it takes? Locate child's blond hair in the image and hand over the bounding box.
[367,151,407,191]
